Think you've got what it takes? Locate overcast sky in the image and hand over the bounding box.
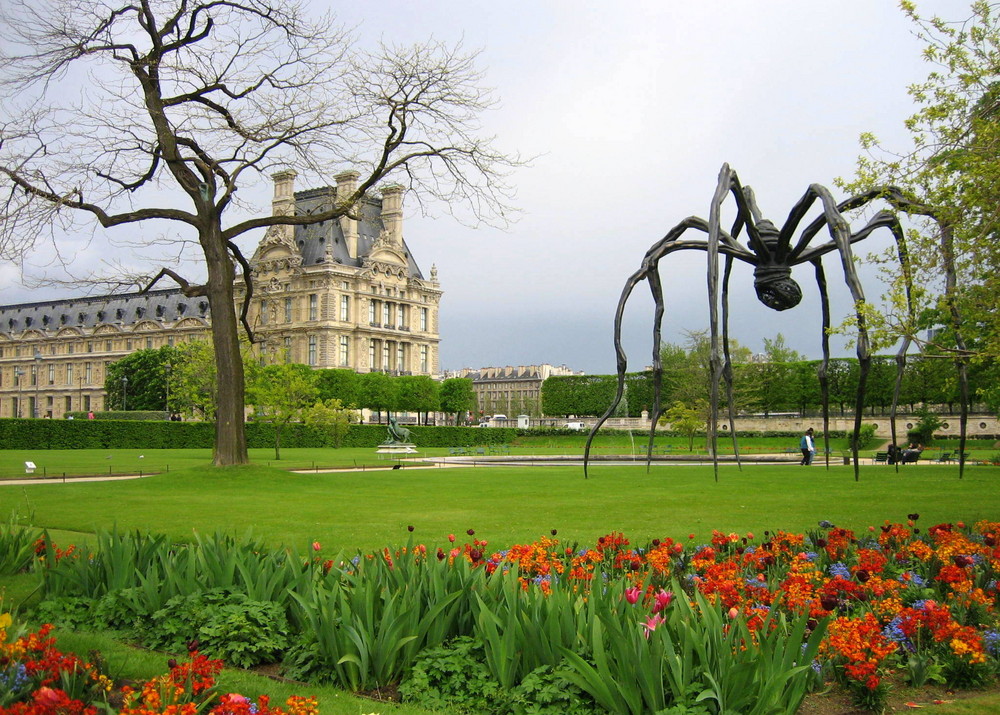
[0,1,966,374]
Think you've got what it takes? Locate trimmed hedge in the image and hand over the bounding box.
[0,418,517,450]
[65,411,170,421]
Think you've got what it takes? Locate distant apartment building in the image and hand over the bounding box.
[0,171,442,418]
[445,364,582,418]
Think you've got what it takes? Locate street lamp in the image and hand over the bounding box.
[122,375,128,412]
[33,350,41,418]
[164,363,171,415]
[14,367,23,418]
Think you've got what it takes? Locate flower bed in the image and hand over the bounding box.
[0,613,317,715]
[20,516,1000,713]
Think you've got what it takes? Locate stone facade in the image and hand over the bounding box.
[0,171,441,419]
[446,364,582,418]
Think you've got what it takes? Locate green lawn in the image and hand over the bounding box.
[0,447,443,479]
[4,457,1000,714]
[3,461,997,552]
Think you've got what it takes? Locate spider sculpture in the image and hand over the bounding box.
[583,164,971,481]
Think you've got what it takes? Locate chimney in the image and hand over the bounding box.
[271,170,297,246]
[380,184,404,245]
[335,170,360,258]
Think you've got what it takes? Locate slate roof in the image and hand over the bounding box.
[0,288,207,334]
[292,188,425,278]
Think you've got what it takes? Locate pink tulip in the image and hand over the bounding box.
[728,607,739,619]
[625,586,641,604]
[652,589,673,613]
[312,541,321,551]
[642,614,665,638]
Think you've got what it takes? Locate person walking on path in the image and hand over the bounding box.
[800,428,815,465]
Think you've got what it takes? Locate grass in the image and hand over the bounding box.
[4,445,1000,714]
[0,447,436,479]
[3,460,998,552]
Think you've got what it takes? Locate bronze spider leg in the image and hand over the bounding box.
[582,217,753,478]
[813,259,833,466]
[721,253,742,471]
[798,205,915,477]
[706,165,757,481]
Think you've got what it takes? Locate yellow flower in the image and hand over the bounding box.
[0,612,11,629]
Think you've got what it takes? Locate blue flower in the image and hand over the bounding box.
[984,630,1000,657]
[828,562,851,580]
[0,663,29,691]
[899,571,926,588]
[882,616,914,652]
[804,551,818,561]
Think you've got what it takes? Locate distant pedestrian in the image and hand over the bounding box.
[800,428,815,465]
[87,411,95,420]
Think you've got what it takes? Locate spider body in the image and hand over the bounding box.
[583,164,971,481]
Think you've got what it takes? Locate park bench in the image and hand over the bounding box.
[873,452,889,465]
[933,452,952,464]
[900,450,922,465]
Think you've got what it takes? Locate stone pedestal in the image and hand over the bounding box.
[376,443,417,455]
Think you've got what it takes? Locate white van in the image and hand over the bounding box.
[565,421,586,431]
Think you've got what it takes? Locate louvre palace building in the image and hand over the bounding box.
[0,170,442,419]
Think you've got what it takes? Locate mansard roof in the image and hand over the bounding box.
[0,288,210,335]
[291,187,426,279]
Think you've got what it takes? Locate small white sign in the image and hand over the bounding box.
[24,461,36,474]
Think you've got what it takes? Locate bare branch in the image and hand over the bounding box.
[142,267,208,297]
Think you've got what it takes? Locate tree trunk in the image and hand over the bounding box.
[202,224,249,466]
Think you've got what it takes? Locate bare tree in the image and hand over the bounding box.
[0,0,519,465]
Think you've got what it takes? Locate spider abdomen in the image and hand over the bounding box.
[753,264,802,311]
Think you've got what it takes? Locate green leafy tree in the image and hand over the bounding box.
[839,1,1000,413]
[170,341,219,421]
[316,369,360,408]
[170,339,259,422]
[744,336,802,417]
[303,398,355,448]
[105,346,178,411]
[662,401,704,451]
[358,371,396,423]
[660,331,755,415]
[247,363,318,459]
[396,375,440,424]
[541,375,617,417]
[439,378,475,425]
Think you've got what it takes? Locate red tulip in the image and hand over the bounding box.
[625,586,641,604]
